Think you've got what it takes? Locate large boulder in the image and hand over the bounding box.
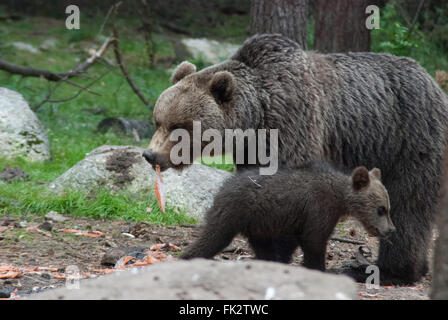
[0,88,50,161]
[48,145,232,220]
[29,259,358,300]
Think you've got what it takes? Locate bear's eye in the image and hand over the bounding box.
[377,206,386,216]
[170,124,181,131]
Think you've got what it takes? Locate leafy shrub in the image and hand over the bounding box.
[371,3,420,57]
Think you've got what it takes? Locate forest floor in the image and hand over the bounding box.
[0,213,432,300]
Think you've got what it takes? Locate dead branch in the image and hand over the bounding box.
[395,0,425,34]
[33,71,110,111]
[0,36,115,81]
[111,8,150,106]
[408,0,425,34]
[62,78,101,96]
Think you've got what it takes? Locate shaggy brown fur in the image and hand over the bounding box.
[145,34,448,284]
[181,162,395,271]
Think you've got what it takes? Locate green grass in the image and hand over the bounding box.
[0,180,195,224]
[200,154,236,172]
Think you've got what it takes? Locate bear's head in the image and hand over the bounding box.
[348,166,396,238]
[143,61,236,171]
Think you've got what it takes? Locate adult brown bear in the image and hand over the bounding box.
[144,34,448,284]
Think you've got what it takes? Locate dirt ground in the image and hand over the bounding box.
[0,213,433,300]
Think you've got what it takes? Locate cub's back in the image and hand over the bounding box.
[213,162,345,219]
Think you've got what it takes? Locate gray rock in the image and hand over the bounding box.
[0,88,50,162]
[48,145,232,220]
[44,211,69,222]
[97,117,154,139]
[175,38,239,65]
[9,42,40,54]
[28,259,357,300]
[39,39,57,51]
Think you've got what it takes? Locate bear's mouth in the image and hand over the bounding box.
[364,226,381,238]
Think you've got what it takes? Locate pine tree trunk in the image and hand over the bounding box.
[314,0,371,53]
[250,0,308,49]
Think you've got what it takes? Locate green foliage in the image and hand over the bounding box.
[376,22,419,56]
[307,18,315,50]
[371,2,448,75]
[371,3,419,57]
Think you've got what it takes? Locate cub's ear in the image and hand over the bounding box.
[171,61,196,84]
[370,168,382,181]
[352,166,370,191]
[209,71,234,103]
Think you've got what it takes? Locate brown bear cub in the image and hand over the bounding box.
[181,162,395,271]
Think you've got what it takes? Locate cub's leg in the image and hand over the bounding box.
[181,208,239,259]
[272,235,299,263]
[248,238,278,261]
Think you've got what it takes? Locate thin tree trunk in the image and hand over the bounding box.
[250,0,308,49]
[314,0,371,53]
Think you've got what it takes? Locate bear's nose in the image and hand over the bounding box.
[143,150,157,165]
[387,226,396,235]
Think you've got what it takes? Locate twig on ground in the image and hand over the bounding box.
[330,236,366,245]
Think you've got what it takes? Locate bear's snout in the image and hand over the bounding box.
[142,149,175,172]
[143,150,157,166]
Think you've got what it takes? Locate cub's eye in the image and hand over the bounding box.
[377,206,387,216]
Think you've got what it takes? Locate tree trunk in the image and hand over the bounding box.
[314,0,371,53]
[250,0,308,49]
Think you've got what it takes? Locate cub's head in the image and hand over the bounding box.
[348,166,395,238]
[143,61,235,171]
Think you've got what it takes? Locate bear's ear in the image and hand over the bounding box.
[171,61,196,84]
[352,166,370,191]
[209,71,234,103]
[370,168,382,181]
